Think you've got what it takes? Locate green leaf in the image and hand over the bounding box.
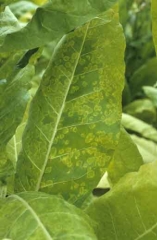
[0,52,24,82]
[15,8,125,206]
[9,1,38,18]
[122,113,157,143]
[0,147,14,179]
[86,160,157,240]
[0,0,18,8]
[0,7,21,46]
[0,179,7,198]
[108,127,143,185]
[152,0,157,54]
[123,99,156,125]
[0,192,97,239]
[129,57,157,98]
[0,64,35,146]
[143,86,157,108]
[0,0,118,52]
[131,134,157,164]
[6,121,26,168]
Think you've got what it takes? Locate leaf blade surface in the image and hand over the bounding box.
[0,0,118,52]
[86,160,157,240]
[15,7,125,206]
[0,192,97,239]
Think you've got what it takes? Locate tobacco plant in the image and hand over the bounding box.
[0,0,157,239]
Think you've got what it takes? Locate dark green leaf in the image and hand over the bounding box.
[0,64,35,146]
[129,57,157,98]
[123,99,156,125]
[0,0,117,52]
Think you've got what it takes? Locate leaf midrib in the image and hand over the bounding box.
[9,194,53,240]
[35,23,90,191]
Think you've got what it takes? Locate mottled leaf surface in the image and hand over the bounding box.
[108,127,143,185]
[0,0,117,52]
[15,8,125,206]
[152,0,157,54]
[86,160,157,240]
[0,192,97,240]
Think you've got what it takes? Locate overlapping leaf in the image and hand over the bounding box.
[0,192,97,239]
[143,86,157,108]
[108,127,143,185]
[122,113,157,143]
[131,134,157,163]
[15,7,125,206]
[123,99,156,125]
[129,57,157,98]
[6,122,26,168]
[0,53,34,181]
[9,1,38,18]
[0,64,34,147]
[86,160,157,240]
[0,6,21,46]
[0,0,117,52]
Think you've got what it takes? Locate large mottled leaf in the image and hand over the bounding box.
[0,192,97,239]
[152,0,157,54]
[15,7,125,206]
[122,113,157,143]
[86,160,157,240]
[0,0,117,52]
[108,127,143,185]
